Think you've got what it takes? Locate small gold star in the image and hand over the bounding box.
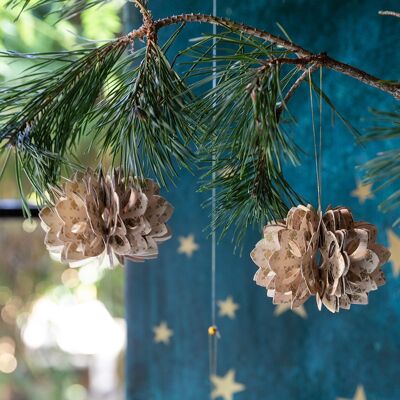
[218,296,239,319]
[387,229,399,277]
[178,234,199,257]
[153,321,173,345]
[351,181,374,204]
[210,369,245,400]
[274,304,307,319]
[337,385,367,400]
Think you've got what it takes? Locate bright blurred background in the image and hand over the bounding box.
[0,2,126,399]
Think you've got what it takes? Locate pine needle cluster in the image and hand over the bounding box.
[362,109,400,224]
[180,32,302,240]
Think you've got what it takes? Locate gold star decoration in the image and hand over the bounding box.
[351,181,374,204]
[178,234,199,258]
[387,229,399,277]
[210,369,245,400]
[337,385,367,400]
[274,304,307,319]
[153,321,173,345]
[218,296,239,319]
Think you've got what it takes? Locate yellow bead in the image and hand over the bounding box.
[208,325,218,336]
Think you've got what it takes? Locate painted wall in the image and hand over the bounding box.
[125,1,400,399]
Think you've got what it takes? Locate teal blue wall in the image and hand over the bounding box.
[125,1,400,399]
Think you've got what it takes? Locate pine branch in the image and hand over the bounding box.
[152,13,400,99]
[180,32,302,241]
[0,22,197,197]
[91,41,198,186]
[276,64,319,120]
[0,40,131,199]
[362,109,400,222]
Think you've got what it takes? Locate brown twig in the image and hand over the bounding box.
[276,64,320,120]
[265,54,327,67]
[148,13,400,100]
[120,26,147,43]
[132,0,149,17]
[379,10,400,18]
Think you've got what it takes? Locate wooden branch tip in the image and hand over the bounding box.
[132,0,149,18]
[131,0,157,43]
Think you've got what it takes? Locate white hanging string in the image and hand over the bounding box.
[305,67,323,294]
[211,0,217,326]
[209,0,218,381]
[308,67,323,212]
[318,67,323,208]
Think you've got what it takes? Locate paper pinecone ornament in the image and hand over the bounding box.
[251,205,390,313]
[40,169,173,267]
[251,205,320,308]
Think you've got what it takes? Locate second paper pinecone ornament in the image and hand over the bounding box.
[251,205,390,313]
[40,169,173,267]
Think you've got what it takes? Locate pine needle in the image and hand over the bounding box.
[362,108,400,218]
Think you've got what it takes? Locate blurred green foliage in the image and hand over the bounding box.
[0,0,124,199]
[0,3,125,399]
[0,0,124,81]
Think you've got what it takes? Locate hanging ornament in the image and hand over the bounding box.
[40,169,173,267]
[251,205,320,308]
[251,205,390,313]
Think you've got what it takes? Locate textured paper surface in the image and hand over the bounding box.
[251,205,390,313]
[40,169,173,267]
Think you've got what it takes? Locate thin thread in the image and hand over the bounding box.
[211,0,217,332]
[304,68,323,277]
[209,0,218,381]
[319,67,323,209]
[308,68,322,211]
